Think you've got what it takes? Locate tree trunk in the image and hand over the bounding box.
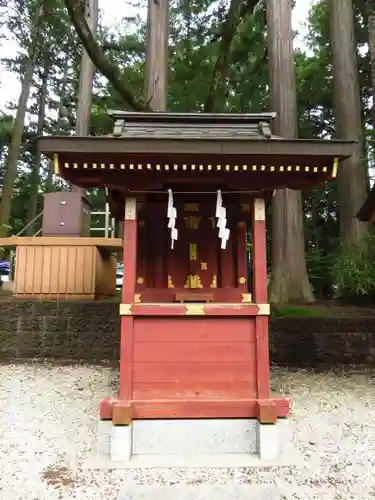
[26,59,50,235]
[64,0,149,111]
[267,0,315,304]
[144,0,169,111]
[367,1,375,128]
[71,0,98,194]
[46,57,69,192]
[330,0,368,249]
[0,3,44,240]
[204,0,241,112]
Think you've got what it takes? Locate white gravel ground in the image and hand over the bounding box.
[0,362,374,499]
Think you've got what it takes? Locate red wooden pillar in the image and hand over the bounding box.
[119,197,137,401]
[251,197,270,400]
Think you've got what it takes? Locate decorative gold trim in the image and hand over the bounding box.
[201,262,208,270]
[184,203,199,212]
[332,157,339,178]
[119,303,132,315]
[257,303,270,315]
[53,154,59,175]
[55,163,333,174]
[189,243,197,261]
[168,275,175,288]
[210,274,217,288]
[239,276,247,284]
[134,294,142,303]
[137,277,144,284]
[241,293,252,303]
[124,197,137,220]
[184,274,203,288]
[254,198,266,221]
[184,215,200,229]
[185,303,205,315]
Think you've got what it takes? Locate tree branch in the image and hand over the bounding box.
[63,0,151,111]
[204,0,261,112]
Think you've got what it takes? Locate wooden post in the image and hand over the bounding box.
[252,197,270,399]
[119,197,137,400]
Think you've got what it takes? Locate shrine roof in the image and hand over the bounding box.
[107,110,278,140]
[37,111,356,192]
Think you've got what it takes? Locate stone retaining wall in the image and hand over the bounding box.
[0,300,374,366]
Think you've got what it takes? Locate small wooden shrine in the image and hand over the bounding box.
[39,111,354,461]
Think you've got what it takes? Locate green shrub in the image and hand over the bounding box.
[334,232,375,299]
[306,245,337,298]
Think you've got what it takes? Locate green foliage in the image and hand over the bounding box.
[335,232,375,299]
[271,305,327,317]
[305,245,337,298]
[0,0,373,302]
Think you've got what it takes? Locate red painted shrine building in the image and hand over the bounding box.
[39,112,354,461]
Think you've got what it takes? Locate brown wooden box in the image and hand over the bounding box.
[42,192,92,237]
[6,237,121,300]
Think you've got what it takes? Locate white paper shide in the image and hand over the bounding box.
[167,189,178,249]
[216,190,230,249]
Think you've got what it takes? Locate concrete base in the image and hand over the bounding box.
[1,281,14,291]
[97,419,112,456]
[117,484,282,500]
[98,418,289,463]
[111,425,132,461]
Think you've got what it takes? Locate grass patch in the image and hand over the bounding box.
[271,305,327,317]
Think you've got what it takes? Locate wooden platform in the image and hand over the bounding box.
[0,236,122,251]
[0,236,122,300]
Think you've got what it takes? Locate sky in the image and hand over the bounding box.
[0,0,316,111]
